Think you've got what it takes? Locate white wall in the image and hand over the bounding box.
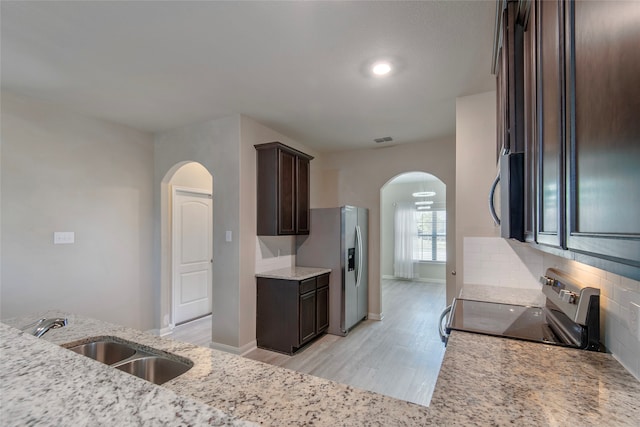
[0,92,155,330]
[455,91,500,300]
[321,139,456,318]
[154,115,242,348]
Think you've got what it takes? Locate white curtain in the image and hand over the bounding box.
[394,202,416,279]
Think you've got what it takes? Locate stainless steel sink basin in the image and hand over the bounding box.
[64,337,192,385]
[114,356,192,385]
[69,341,137,365]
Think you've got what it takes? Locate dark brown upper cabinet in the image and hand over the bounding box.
[495,0,640,280]
[564,1,640,274]
[255,142,313,236]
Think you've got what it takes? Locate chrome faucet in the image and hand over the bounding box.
[23,317,68,337]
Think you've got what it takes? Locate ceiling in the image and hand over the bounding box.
[1,1,496,153]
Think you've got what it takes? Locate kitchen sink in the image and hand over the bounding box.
[114,356,192,385]
[65,337,192,385]
[69,341,137,365]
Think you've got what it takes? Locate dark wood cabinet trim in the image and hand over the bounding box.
[299,290,317,344]
[562,0,640,267]
[295,156,310,234]
[535,0,566,249]
[316,285,330,333]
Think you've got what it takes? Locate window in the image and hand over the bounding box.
[414,210,446,261]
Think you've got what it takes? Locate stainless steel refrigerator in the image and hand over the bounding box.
[296,206,368,336]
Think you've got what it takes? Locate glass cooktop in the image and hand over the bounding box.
[447,299,562,345]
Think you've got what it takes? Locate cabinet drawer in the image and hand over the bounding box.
[316,273,329,288]
[299,277,316,294]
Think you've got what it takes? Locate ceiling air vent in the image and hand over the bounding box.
[374,136,393,143]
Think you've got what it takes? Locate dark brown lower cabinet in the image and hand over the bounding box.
[256,273,329,355]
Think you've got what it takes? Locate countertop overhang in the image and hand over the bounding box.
[255,266,331,280]
[1,311,429,425]
[2,308,639,426]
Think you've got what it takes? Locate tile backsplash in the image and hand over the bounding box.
[463,237,640,381]
[463,237,541,289]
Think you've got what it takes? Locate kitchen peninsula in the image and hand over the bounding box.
[2,312,639,426]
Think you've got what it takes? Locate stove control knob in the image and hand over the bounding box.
[540,276,556,287]
[560,290,578,304]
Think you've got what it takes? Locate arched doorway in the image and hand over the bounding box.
[159,161,213,333]
[380,171,447,283]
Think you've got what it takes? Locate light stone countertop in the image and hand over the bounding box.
[255,266,331,280]
[2,310,639,426]
[1,311,431,426]
[0,322,253,427]
[430,331,640,426]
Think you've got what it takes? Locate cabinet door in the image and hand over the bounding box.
[564,1,640,270]
[316,285,329,333]
[535,0,565,248]
[523,2,537,243]
[299,291,316,344]
[296,156,310,234]
[278,149,296,235]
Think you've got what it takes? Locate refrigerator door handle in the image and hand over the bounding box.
[355,225,363,287]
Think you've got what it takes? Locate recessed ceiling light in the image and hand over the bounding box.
[417,206,431,210]
[372,61,392,76]
[412,191,436,198]
[415,201,434,206]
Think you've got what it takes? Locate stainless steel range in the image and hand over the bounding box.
[439,269,602,351]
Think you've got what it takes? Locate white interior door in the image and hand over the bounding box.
[172,187,213,325]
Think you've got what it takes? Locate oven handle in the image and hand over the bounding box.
[439,304,452,343]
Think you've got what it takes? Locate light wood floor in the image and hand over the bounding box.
[172,279,447,407]
[170,314,213,348]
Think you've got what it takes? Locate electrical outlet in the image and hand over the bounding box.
[630,302,640,341]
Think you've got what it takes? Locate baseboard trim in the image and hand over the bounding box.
[368,312,384,321]
[209,339,257,356]
[159,327,173,337]
[146,327,173,337]
[382,275,445,284]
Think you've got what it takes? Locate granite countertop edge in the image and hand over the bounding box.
[2,306,639,426]
[1,311,431,426]
[255,266,332,280]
